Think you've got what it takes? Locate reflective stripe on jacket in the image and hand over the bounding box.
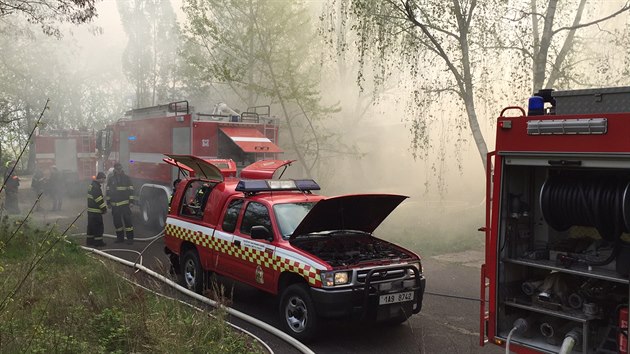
[88,180,107,214]
[106,173,135,206]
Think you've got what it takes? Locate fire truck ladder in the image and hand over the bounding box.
[125,100,189,120]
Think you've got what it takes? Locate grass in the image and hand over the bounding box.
[0,215,263,354]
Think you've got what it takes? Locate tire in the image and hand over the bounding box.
[141,199,152,226]
[180,249,204,293]
[155,194,168,229]
[169,253,180,276]
[279,284,318,342]
[141,193,167,230]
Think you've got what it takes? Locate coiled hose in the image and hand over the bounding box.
[540,174,630,265]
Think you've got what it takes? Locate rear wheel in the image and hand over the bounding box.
[180,249,204,293]
[141,192,168,230]
[155,194,168,229]
[279,284,318,342]
[141,199,152,225]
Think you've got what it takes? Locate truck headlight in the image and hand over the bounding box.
[321,271,350,287]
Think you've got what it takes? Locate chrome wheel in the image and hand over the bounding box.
[285,295,308,333]
[183,258,197,289]
[180,250,203,293]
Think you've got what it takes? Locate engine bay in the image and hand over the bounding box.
[290,233,411,267]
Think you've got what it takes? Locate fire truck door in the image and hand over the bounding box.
[54,138,78,172]
[118,131,130,172]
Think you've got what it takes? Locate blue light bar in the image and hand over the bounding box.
[236,179,320,193]
[294,179,320,191]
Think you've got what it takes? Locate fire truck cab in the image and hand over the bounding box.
[97,101,281,229]
[164,155,426,341]
[481,87,630,353]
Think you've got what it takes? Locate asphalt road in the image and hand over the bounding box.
[17,190,502,354]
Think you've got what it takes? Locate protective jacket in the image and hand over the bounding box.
[106,173,135,206]
[87,179,107,246]
[106,171,135,242]
[88,180,107,214]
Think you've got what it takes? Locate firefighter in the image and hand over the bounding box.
[87,172,108,247]
[48,165,63,211]
[106,163,135,244]
[4,161,20,214]
[31,164,46,211]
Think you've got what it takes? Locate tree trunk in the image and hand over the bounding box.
[532,0,558,92]
[545,0,586,88]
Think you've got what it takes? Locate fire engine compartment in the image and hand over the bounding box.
[495,156,630,353]
[290,234,412,268]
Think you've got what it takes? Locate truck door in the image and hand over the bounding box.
[212,198,243,278]
[231,200,277,292]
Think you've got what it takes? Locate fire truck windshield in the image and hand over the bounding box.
[273,202,317,239]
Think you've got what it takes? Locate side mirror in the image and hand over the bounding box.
[251,225,273,242]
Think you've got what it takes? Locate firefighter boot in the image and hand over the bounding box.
[115,227,125,243]
[93,235,107,247]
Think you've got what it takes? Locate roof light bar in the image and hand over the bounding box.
[236,179,320,193]
[527,118,607,135]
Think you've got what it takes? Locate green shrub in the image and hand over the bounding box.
[0,215,262,353]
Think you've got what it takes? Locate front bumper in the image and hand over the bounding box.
[310,265,426,321]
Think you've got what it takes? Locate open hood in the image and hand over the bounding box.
[163,154,224,181]
[290,194,408,239]
[240,159,296,179]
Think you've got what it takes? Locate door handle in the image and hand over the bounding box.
[234,240,241,247]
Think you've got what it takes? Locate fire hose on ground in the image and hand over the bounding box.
[68,233,315,354]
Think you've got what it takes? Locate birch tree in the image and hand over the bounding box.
[329,0,630,172]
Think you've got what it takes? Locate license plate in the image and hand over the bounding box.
[379,291,414,305]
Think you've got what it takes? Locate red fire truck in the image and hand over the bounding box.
[163,155,425,341]
[480,87,630,353]
[34,128,97,191]
[97,101,281,228]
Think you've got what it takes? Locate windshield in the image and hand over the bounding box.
[273,202,317,239]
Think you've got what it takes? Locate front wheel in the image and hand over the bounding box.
[279,284,318,342]
[180,249,204,294]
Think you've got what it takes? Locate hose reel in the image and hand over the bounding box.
[540,175,630,241]
[540,174,630,265]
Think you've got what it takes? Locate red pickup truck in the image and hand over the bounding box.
[163,155,426,341]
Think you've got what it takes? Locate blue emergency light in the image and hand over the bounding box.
[528,96,544,116]
[236,179,320,193]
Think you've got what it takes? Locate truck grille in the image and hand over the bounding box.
[356,268,407,284]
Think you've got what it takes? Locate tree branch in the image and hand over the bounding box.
[402,0,465,86]
[552,2,630,35]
